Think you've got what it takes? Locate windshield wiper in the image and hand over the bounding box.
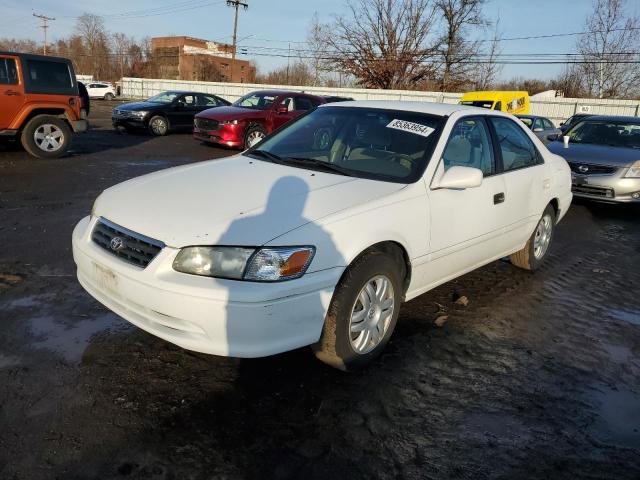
[281,157,352,176]
[248,149,285,164]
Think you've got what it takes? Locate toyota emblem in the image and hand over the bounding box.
[578,165,589,173]
[109,236,125,252]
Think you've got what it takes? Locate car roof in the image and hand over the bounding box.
[515,114,546,119]
[318,100,489,116]
[581,115,640,122]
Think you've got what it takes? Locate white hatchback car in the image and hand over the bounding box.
[72,101,572,370]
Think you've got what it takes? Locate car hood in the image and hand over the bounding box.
[116,101,163,111]
[196,105,263,119]
[93,156,406,248]
[547,141,640,167]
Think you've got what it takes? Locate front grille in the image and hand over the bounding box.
[92,218,164,268]
[572,184,615,198]
[568,162,618,175]
[194,118,219,130]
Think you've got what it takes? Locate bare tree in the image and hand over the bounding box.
[111,32,133,80]
[473,17,502,90]
[305,13,329,86]
[75,14,110,78]
[318,0,440,89]
[435,0,486,92]
[577,0,640,98]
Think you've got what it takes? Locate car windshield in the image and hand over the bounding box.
[246,106,444,183]
[234,92,278,110]
[147,92,181,104]
[460,100,493,109]
[567,119,640,149]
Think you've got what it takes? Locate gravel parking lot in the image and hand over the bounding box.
[1,101,639,480]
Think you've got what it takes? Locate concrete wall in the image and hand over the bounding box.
[120,77,640,124]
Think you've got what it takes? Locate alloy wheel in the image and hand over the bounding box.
[247,131,265,147]
[349,275,395,354]
[533,214,553,260]
[151,118,167,135]
[34,124,64,152]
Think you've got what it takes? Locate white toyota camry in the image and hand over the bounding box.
[72,101,572,370]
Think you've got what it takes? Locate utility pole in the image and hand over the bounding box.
[226,0,248,83]
[33,13,55,55]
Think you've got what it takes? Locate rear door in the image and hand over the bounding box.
[0,55,23,130]
[171,93,199,127]
[487,116,549,250]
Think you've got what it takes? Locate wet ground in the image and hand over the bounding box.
[1,101,639,480]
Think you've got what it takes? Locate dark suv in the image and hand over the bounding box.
[0,51,88,158]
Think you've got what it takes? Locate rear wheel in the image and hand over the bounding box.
[313,249,404,371]
[21,115,71,159]
[148,115,169,136]
[104,92,114,101]
[510,204,555,271]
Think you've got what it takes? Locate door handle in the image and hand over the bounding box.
[4,90,20,96]
[494,192,505,204]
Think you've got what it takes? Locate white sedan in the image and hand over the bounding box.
[72,101,572,370]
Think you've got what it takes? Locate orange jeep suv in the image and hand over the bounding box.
[0,51,88,158]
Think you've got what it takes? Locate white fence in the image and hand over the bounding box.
[120,77,640,125]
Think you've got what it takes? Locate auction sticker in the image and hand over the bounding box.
[386,119,434,138]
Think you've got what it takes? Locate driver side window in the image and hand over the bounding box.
[441,117,495,177]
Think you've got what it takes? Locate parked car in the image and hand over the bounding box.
[322,95,355,103]
[86,82,116,100]
[516,114,562,144]
[0,51,88,158]
[548,115,640,203]
[112,90,230,136]
[559,113,593,134]
[193,90,326,149]
[73,101,572,371]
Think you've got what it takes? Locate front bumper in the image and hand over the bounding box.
[112,116,146,130]
[571,170,640,203]
[72,216,340,357]
[193,125,244,148]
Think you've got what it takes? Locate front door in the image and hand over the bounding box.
[426,116,508,285]
[170,94,200,127]
[0,56,24,130]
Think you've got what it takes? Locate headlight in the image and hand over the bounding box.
[91,193,102,217]
[220,119,238,126]
[173,246,315,281]
[131,110,148,118]
[625,160,640,178]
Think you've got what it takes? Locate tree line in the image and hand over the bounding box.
[1,0,638,99]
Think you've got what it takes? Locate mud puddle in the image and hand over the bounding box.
[588,386,640,448]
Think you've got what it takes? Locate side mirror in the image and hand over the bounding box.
[276,105,289,114]
[433,165,483,190]
[547,133,560,141]
[533,127,544,132]
[559,122,565,126]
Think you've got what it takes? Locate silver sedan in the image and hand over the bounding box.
[547,115,640,203]
[516,115,562,144]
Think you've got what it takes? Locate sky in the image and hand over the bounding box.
[0,0,634,81]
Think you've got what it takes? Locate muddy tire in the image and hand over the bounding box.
[313,249,405,371]
[148,115,169,136]
[244,125,267,149]
[510,204,556,271]
[21,115,72,159]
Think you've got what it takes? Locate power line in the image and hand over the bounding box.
[32,13,55,55]
[226,0,248,82]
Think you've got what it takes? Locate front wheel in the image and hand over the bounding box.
[244,125,267,149]
[510,204,556,271]
[148,115,169,136]
[313,249,405,371]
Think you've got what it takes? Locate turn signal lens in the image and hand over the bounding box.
[244,247,315,281]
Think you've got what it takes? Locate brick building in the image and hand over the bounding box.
[151,36,255,83]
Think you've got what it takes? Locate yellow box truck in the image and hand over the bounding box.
[459,91,530,114]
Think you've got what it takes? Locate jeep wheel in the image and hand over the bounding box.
[21,115,71,159]
[104,93,115,101]
[148,115,169,136]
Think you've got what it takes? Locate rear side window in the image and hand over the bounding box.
[0,58,18,85]
[442,117,495,176]
[294,97,315,111]
[26,60,72,89]
[490,117,542,171]
[543,119,555,130]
